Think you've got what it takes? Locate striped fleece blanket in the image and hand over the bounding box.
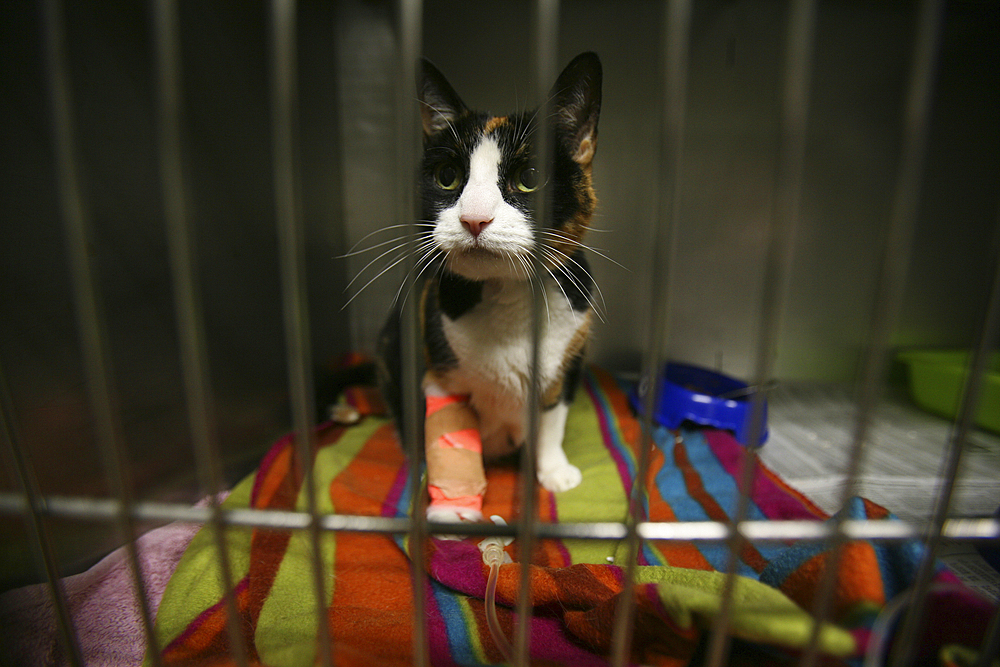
[148,367,993,666]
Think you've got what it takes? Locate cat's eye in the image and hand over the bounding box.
[515,166,540,193]
[434,163,462,191]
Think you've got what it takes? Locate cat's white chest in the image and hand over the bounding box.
[440,278,583,401]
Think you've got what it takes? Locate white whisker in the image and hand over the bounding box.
[541,262,579,327]
[340,222,434,257]
[541,246,607,322]
[342,251,412,309]
[395,248,442,310]
[344,240,414,291]
[540,229,629,272]
[338,233,419,259]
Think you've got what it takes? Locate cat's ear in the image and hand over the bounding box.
[549,52,602,166]
[420,58,469,137]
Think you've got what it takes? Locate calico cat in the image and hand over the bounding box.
[378,52,602,525]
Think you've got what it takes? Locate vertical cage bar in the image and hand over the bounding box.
[843,0,944,519]
[609,1,691,665]
[395,0,428,665]
[0,365,84,667]
[513,2,559,663]
[39,0,162,660]
[891,214,1000,665]
[269,1,335,665]
[151,0,246,664]
[976,597,1000,667]
[703,1,817,665]
[797,1,943,664]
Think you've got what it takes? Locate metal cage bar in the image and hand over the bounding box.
[1,494,996,542]
[39,0,162,662]
[798,1,947,665]
[393,1,430,665]
[509,2,560,664]
[269,1,336,665]
[703,0,818,664]
[3,1,998,666]
[890,199,1000,665]
[610,1,692,665]
[0,365,84,667]
[151,0,247,663]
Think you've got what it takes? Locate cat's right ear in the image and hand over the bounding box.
[420,58,468,137]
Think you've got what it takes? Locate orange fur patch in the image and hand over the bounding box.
[483,115,508,134]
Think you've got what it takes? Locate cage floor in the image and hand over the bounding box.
[762,382,1000,602]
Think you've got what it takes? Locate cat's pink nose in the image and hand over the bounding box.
[460,215,492,239]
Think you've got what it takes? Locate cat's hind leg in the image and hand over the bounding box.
[536,402,582,493]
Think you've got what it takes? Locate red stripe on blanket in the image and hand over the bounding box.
[327,422,416,666]
[245,426,351,650]
[162,577,254,664]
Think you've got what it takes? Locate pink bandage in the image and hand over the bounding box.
[424,385,486,509]
[427,486,484,513]
[438,428,481,452]
[425,393,468,414]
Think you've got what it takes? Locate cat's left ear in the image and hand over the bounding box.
[549,52,602,166]
[420,58,469,138]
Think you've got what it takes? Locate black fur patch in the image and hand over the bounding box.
[436,269,484,320]
[422,279,460,374]
[553,249,594,313]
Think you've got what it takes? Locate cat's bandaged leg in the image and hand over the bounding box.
[424,383,486,523]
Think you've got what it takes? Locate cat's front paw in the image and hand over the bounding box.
[537,463,582,493]
[426,505,484,540]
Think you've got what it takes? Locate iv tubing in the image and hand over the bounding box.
[483,542,513,661]
[479,515,514,661]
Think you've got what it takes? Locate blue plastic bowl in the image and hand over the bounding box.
[630,363,769,446]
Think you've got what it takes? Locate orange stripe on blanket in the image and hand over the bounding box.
[564,583,700,664]
[480,463,518,518]
[779,541,885,621]
[862,497,891,520]
[255,424,346,511]
[644,446,714,571]
[590,366,642,449]
[494,562,623,608]
[537,486,572,568]
[328,423,416,667]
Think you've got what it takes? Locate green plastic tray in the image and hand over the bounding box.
[897,349,1000,434]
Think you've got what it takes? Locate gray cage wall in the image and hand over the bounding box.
[1,0,999,666]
